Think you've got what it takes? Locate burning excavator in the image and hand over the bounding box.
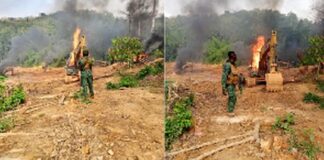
[64,27,87,83]
[246,30,284,91]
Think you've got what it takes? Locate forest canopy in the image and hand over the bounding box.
[166,9,321,65]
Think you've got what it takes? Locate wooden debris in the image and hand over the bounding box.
[0,132,38,138]
[167,131,253,156]
[59,95,66,105]
[191,136,255,160]
[167,122,261,159]
[191,122,261,160]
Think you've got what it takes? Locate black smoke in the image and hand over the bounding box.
[172,0,322,71]
[0,0,128,72]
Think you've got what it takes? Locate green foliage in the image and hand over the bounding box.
[0,76,6,96]
[203,36,230,64]
[106,75,139,90]
[0,117,14,133]
[136,62,164,80]
[165,17,187,61]
[49,56,67,67]
[107,62,163,90]
[119,75,139,88]
[301,36,324,65]
[289,129,321,160]
[152,49,164,58]
[303,92,322,104]
[299,129,321,160]
[272,114,321,159]
[317,81,324,93]
[165,95,194,150]
[106,82,120,90]
[320,102,324,110]
[0,85,26,112]
[0,75,6,82]
[272,112,295,133]
[108,36,144,65]
[303,92,324,109]
[72,90,91,104]
[22,50,42,67]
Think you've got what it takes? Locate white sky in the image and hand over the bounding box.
[165,0,317,21]
[0,0,164,18]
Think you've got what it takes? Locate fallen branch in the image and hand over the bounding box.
[0,132,39,137]
[190,122,260,160]
[24,107,41,114]
[168,122,261,159]
[59,95,66,105]
[190,136,255,160]
[167,131,253,156]
[38,94,59,99]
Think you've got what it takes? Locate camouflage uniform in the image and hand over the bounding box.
[221,61,239,112]
[78,56,95,98]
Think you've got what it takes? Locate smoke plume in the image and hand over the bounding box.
[175,0,228,72]
[0,0,128,72]
[126,0,163,53]
[174,0,291,71]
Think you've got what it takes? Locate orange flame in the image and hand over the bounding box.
[69,27,81,66]
[73,27,81,50]
[251,36,265,70]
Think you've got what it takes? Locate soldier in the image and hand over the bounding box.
[78,48,94,98]
[221,51,242,115]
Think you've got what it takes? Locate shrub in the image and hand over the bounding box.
[106,82,120,90]
[72,90,91,104]
[317,81,324,93]
[119,75,139,88]
[0,85,26,112]
[107,62,163,90]
[301,36,324,66]
[203,36,230,64]
[0,118,14,133]
[165,94,194,150]
[290,129,321,160]
[303,92,321,104]
[108,36,144,66]
[273,114,321,160]
[272,112,295,133]
[136,62,164,80]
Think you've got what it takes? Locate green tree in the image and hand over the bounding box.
[108,36,144,67]
[165,17,187,61]
[302,36,324,78]
[203,36,230,64]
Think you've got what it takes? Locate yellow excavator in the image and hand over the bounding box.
[64,35,87,83]
[246,30,284,91]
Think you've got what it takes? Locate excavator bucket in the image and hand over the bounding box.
[265,72,283,92]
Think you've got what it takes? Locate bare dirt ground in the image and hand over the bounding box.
[166,62,324,160]
[0,64,163,160]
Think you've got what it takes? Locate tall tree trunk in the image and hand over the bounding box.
[150,0,158,33]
